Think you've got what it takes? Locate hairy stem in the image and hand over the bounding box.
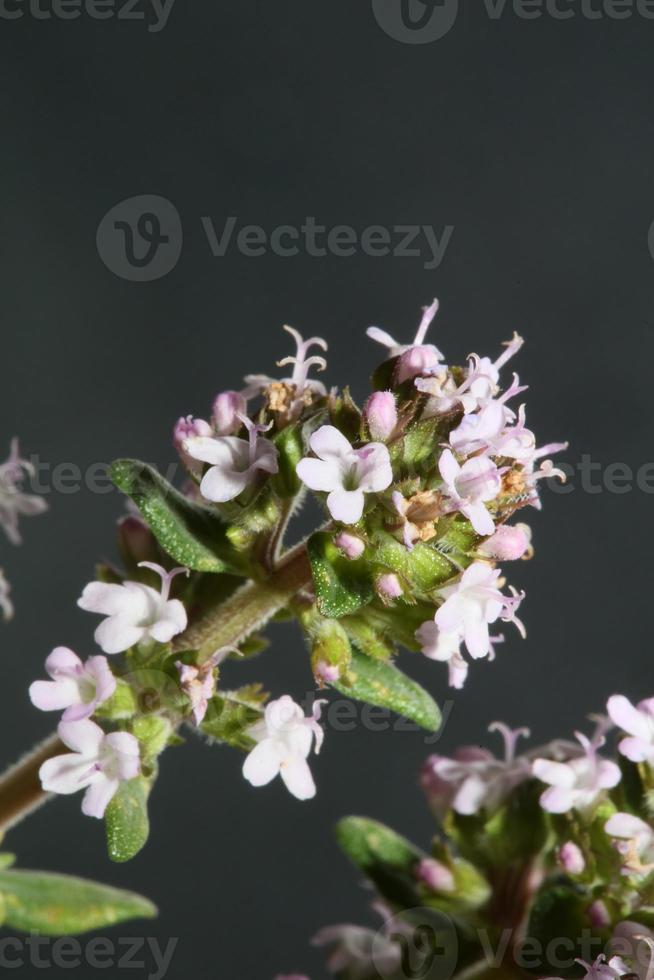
[0,541,313,832]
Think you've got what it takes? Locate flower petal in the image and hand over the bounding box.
[309,425,353,462]
[279,755,316,801]
[200,464,250,503]
[296,457,341,493]
[59,719,104,755]
[44,646,82,678]
[29,678,80,712]
[242,739,282,787]
[39,754,95,795]
[327,488,365,524]
[608,695,652,740]
[532,758,575,788]
[94,618,145,655]
[82,775,119,819]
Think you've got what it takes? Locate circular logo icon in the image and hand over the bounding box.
[96,194,182,282]
[372,0,459,44]
[373,907,458,980]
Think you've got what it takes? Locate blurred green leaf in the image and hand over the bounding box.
[0,869,156,935]
[336,816,423,908]
[201,686,267,750]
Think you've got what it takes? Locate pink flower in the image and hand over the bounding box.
[173,416,213,474]
[479,524,531,561]
[607,694,654,764]
[558,841,586,875]
[421,722,531,816]
[39,719,140,818]
[416,858,455,893]
[29,647,116,721]
[176,661,216,726]
[433,562,525,660]
[376,573,403,601]
[0,438,48,546]
[296,426,392,524]
[334,531,365,560]
[546,955,632,980]
[532,732,621,814]
[78,562,188,654]
[184,415,278,503]
[364,391,397,441]
[465,333,524,402]
[605,812,654,876]
[367,299,444,383]
[315,660,340,683]
[415,621,470,689]
[212,391,248,435]
[438,449,500,536]
[242,696,326,801]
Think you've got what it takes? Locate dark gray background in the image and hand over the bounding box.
[1,1,653,977]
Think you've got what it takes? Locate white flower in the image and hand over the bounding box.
[415,622,469,689]
[242,696,325,801]
[39,719,140,818]
[78,562,188,654]
[0,438,47,546]
[296,426,393,524]
[29,647,116,721]
[532,732,621,814]
[0,568,13,622]
[367,299,443,383]
[184,415,278,503]
[433,562,524,661]
[607,694,654,764]
[438,448,500,536]
[605,812,654,876]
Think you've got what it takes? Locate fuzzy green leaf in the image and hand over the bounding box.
[332,648,441,731]
[0,869,156,935]
[336,816,424,908]
[201,686,267,750]
[307,531,374,618]
[111,459,245,574]
[105,776,151,864]
[372,529,455,595]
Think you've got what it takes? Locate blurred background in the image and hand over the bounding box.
[1,1,653,976]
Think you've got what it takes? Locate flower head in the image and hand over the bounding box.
[184,415,278,504]
[242,696,325,800]
[296,426,392,524]
[78,562,188,654]
[532,731,621,814]
[39,719,140,818]
[29,647,116,721]
[0,438,47,546]
[607,694,654,764]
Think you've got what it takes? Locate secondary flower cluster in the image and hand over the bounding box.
[0,438,47,621]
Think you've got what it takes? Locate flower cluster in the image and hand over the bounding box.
[0,438,48,621]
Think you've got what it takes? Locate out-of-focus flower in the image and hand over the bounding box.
[242,696,325,801]
[313,903,403,978]
[29,647,116,721]
[212,391,248,435]
[416,857,455,893]
[0,568,13,622]
[605,812,654,877]
[184,415,278,504]
[532,731,621,814]
[607,694,654,764]
[558,841,586,875]
[421,722,531,816]
[479,524,531,561]
[0,438,47,546]
[39,719,140,819]
[78,562,188,654]
[296,426,392,524]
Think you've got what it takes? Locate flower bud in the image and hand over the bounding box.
[306,616,351,687]
[588,899,610,929]
[479,523,531,561]
[314,660,340,684]
[376,573,403,602]
[558,841,585,875]
[364,391,398,442]
[212,391,247,436]
[396,345,441,384]
[334,531,365,560]
[173,416,212,473]
[416,858,455,893]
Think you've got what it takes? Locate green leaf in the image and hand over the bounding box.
[307,531,374,618]
[372,529,455,596]
[111,459,245,574]
[331,648,441,732]
[105,776,152,864]
[200,686,267,750]
[0,869,156,935]
[336,816,424,908]
[272,424,304,498]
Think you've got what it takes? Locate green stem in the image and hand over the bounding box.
[0,541,313,832]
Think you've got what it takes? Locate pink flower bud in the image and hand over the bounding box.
[212,391,247,435]
[334,531,365,560]
[416,858,455,893]
[173,416,213,473]
[377,573,403,600]
[479,524,531,561]
[315,660,340,684]
[364,391,398,441]
[558,841,585,875]
[588,900,610,928]
[396,345,441,384]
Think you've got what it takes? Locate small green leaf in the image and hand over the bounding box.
[336,816,424,908]
[201,686,267,750]
[111,459,245,574]
[0,869,156,935]
[307,531,374,618]
[332,648,441,732]
[372,529,455,595]
[105,777,151,864]
[273,424,304,497]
